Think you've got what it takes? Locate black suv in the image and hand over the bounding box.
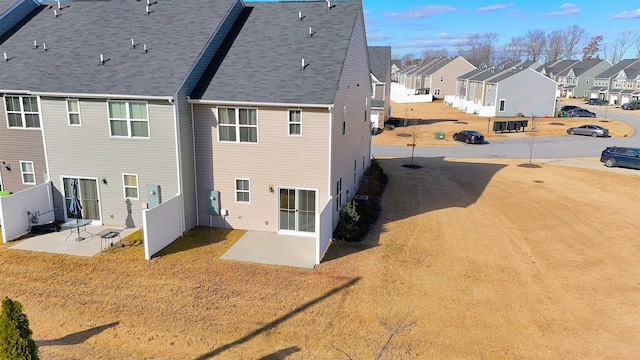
[600,146,640,169]
[587,98,607,105]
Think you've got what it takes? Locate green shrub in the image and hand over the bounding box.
[0,297,38,360]
[384,124,395,131]
[333,202,360,241]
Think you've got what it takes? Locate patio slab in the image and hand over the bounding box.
[220,231,317,269]
[8,226,139,257]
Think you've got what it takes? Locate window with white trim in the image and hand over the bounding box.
[336,177,342,211]
[123,174,139,199]
[108,101,149,138]
[499,99,506,112]
[5,96,40,128]
[235,178,250,203]
[288,109,301,136]
[67,99,81,126]
[20,161,35,185]
[218,108,258,143]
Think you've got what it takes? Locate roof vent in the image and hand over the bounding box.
[99,54,110,65]
[33,40,38,49]
[3,52,8,62]
[143,44,148,54]
[131,38,137,48]
[309,27,315,37]
[298,11,304,21]
[54,9,59,17]
[327,0,335,9]
[302,58,309,70]
[43,43,47,52]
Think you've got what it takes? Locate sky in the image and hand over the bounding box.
[249,0,640,60]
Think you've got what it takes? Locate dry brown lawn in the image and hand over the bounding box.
[1,157,639,359]
[374,99,636,146]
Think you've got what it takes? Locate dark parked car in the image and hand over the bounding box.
[453,130,484,144]
[620,100,640,110]
[566,124,609,137]
[560,105,581,113]
[600,146,640,169]
[587,98,607,106]
[567,108,596,118]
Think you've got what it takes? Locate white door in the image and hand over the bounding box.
[278,188,316,234]
[62,177,102,225]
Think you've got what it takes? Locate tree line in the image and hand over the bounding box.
[396,25,639,66]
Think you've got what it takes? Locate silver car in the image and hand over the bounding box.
[567,124,609,137]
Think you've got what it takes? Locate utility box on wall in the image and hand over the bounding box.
[146,184,161,209]
[208,190,220,215]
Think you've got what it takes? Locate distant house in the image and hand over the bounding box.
[555,59,612,99]
[451,60,554,117]
[189,1,371,248]
[368,46,391,131]
[417,56,476,99]
[590,59,640,105]
[390,59,401,82]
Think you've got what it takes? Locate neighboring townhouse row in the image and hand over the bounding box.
[554,59,613,99]
[590,59,640,105]
[368,46,391,131]
[452,60,556,117]
[0,0,372,244]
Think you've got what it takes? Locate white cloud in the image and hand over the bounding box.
[477,3,514,12]
[385,5,456,20]
[611,9,640,19]
[435,32,453,39]
[543,3,580,17]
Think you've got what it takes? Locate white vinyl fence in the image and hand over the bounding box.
[390,82,434,103]
[316,197,333,264]
[0,182,55,242]
[142,194,183,260]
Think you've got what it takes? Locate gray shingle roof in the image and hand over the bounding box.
[594,59,640,79]
[0,0,238,96]
[191,1,362,104]
[368,46,390,82]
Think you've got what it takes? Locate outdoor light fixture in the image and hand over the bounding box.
[4,164,10,171]
[102,178,108,185]
[269,185,274,193]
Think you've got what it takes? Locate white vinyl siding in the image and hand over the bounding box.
[67,99,81,126]
[20,161,35,185]
[5,96,40,128]
[108,101,149,138]
[218,107,258,143]
[123,173,139,199]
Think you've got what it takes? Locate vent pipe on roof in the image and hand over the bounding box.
[57,0,60,9]
[302,58,309,70]
[33,40,37,49]
[131,38,137,49]
[298,11,304,21]
[327,0,335,9]
[309,27,315,37]
[146,5,150,14]
[100,54,105,65]
[3,52,7,62]
[43,43,47,52]
[143,44,148,53]
[54,9,58,17]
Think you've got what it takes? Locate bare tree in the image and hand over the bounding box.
[503,36,528,61]
[563,25,586,59]
[524,30,547,62]
[459,33,499,65]
[525,116,540,166]
[582,35,603,60]
[604,31,638,63]
[421,48,448,60]
[400,53,416,67]
[546,30,565,62]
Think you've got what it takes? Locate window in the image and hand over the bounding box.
[336,177,342,211]
[5,96,40,128]
[288,109,301,136]
[20,161,35,185]
[235,178,250,203]
[499,99,506,112]
[123,174,139,199]
[67,99,81,126]
[109,101,149,138]
[353,160,357,185]
[218,108,258,143]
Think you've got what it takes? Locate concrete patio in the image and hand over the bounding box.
[8,225,140,257]
[220,231,317,269]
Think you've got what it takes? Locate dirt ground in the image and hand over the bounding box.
[1,157,639,359]
[373,99,636,146]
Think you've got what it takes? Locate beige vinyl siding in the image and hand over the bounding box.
[41,97,178,226]
[173,0,244,230]
[431,57,476,98]
[194,104,330,232]
[330,9,372,227]
[0,95,47,192]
